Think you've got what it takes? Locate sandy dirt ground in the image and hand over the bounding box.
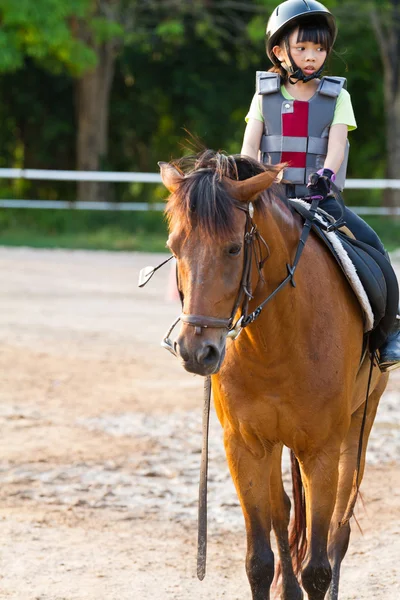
[0,247,398,600]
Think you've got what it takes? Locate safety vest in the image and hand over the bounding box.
[256,72,349,197]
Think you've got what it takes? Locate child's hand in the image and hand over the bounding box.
[307,169,335,201]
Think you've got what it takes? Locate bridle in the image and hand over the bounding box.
[161,194,322,356]
[161,200,271,355]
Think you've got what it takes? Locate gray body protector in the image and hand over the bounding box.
[257,72,349,198]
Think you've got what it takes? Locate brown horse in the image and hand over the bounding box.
[159,150,388,600]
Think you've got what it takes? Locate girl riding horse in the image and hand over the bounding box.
[241,0,400,371]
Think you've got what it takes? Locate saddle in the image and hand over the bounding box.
[289,200,397,351]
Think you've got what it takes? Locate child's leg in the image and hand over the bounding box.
[319,197,385,254]
[319,198,400,371]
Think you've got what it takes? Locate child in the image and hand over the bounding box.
[241,0,400,371]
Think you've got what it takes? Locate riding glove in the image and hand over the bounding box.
[307,168,336,201]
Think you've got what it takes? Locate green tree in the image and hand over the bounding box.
[0,0,94,200]
[367,0,400,207]
[0,0,394,211]
[72,0,264,201]
[0,0,95,73]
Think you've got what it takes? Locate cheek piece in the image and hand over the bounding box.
[282,37,326,85]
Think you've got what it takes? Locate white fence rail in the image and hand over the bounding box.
[0,169,399,214]
[1,168,400,188]
[0,199,399,215]
[0,199,165,211]
[0,169,162,183]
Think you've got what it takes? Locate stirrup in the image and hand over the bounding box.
[378,358,400,373]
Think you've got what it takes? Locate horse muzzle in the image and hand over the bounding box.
[161,314,229,375]
[176,334,226,375]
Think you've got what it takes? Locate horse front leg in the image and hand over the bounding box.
[270,444,303,600]
[299,444,341,600]
[224,427,275,600]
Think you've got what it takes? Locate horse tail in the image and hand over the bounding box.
[289,450,307,576]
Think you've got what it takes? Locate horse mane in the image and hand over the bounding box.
[165,150,289,240]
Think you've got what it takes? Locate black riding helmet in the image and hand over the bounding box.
[266,0,337,82]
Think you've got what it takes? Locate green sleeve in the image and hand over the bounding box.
[245,93,263,123]
[332,89,357,131]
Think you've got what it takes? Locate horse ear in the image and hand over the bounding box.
[158,162,184,194]
[223,164,285,202]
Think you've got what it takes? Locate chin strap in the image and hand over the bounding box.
[282,38,326,85]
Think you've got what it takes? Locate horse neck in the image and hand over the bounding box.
[240,199,304,352]
[255,197,300,288]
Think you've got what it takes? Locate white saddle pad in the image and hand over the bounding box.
[291,199,374,332]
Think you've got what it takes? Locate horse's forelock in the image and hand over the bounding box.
[164,151,280,240]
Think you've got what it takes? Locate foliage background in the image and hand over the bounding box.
[0,0,397,250]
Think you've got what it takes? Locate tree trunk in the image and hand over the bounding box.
[370,3,400,208]
[75,40,116,202]
[383,90,400,208]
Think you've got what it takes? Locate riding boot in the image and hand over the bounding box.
[377,249,400,372]
[379,313,400,372]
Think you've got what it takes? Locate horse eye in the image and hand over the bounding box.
[227,244,242,256]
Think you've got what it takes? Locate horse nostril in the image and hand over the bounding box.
[196,344,219,366]
[176,342,190,362]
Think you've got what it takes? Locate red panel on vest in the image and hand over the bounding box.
[280,151,307,168]
[281,100,308,168]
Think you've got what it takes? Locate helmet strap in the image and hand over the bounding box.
[282,37,326,85]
